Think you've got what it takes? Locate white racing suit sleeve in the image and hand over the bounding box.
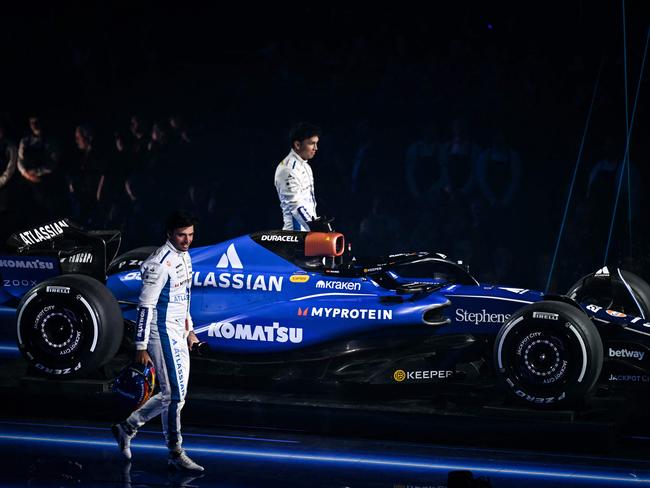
[135,261,168,351]
[283,170,313,230]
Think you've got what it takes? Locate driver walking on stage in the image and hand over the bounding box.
[112,211,203,472]
[275,122,321,230]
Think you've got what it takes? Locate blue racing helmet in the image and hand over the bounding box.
[112,362,156,410]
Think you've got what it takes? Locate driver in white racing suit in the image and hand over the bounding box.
[274,122,321,230]
[112,211,203,472]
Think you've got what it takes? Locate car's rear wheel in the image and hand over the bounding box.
[567,269,650,318]
[494,301,603,407]
[16,274,123,378]
[106,246,158,275]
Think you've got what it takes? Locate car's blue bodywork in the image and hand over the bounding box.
[2,225,650,393]
[107,233,546,354]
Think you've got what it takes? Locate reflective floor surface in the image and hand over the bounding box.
[2,418,650,487]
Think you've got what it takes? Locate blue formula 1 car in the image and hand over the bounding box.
[2,219,650,408]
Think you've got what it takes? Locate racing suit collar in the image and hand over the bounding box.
[165,240,185,255]
[290,149,307,164]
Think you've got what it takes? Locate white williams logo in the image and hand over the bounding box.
[595,266,610,277]
[217,243,243,269]
[499,287,529,294]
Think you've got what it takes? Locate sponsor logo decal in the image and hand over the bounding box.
[455,308,510,325]
[606,310,626,318]
[208,321,302,343]
[315,279,361,291]
[193,272,283,292]
[3,279,37,287]
[505,378,566,403]
[586,304,602,313]
[46,286,70,294]
[516,390,565,403]
[118,259,144,269]
[299,307,393,320]
[172,337,186,398]
[363,267,382,273]
[216,243,243,269]
[608,347,645,360]
[135,308,148,342]
[532,311,559,321]
[261,235,299,243]
[0,258,54,270]
[171,293,189,303]
[393,369,453,382]
[290,274,310,283]
[205,243,283,291]
[17,219,69,246]
[122,271,142,281]
[34,361,82,375]
[608,374,650,382]
[61,252,93,264]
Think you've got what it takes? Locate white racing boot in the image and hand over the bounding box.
[168,449,205,472]
[111,422,136,460]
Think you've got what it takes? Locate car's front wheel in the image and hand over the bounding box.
[568,268,650,318]
[494,301,603,407]
[16,274,123,378]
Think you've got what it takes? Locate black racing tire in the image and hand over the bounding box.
[106,246,157,275]
[16,274,123,378]
[568,269,650,318]
[494,301,603,407]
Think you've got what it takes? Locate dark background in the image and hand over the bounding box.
[0,1,648,292]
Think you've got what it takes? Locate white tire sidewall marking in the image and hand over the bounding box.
[566,322,588,383]
[16,291,38,347]
[77,295,99,352]
[497,316,524,369]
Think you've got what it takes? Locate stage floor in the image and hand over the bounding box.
[1,416,650,487]
[2,353,650,487]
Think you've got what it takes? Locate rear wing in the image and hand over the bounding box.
[6,218,121,280]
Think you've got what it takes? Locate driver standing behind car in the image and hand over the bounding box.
[112,211,203,472]
[275,122,321,230]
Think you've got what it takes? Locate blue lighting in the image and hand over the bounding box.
[0,433,649,484]
[0,344,19,355]
[0,421,298,444]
